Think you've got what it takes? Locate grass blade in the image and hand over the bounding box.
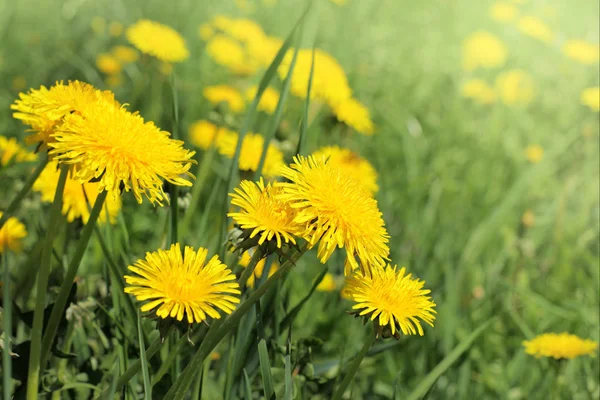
[243,369,253,400]
[297,44,316,156]
[279,266,328,332]
[137,312,152,400]
[284,353,293,400]
[2,252,12,400]
[258,339,275,399]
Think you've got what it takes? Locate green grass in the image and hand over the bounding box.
[1,0,599,399]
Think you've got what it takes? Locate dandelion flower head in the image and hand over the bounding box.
[204,85,246,113]
[316,273,337,292]
[112,45,139,63]
[189,120,222,150]
[238,250,278,288]
[461,79,497,104]
[124,244,240,323]
[345,264,436,337]
[562,40,599,65]
[462,31,508,71]
[217,132,284,178]
[526,144,544,163]
[126,20,189,63]
[496,69,535,106]
[246,85,280,115]
[330,97,375,135]
[0,212,28,254]
[581,87,600,112]
[96,53,122,75]
[311,146,379,194]
[518,16,554,43]
[0,136,37,166]
[490,2,518,22]
[206,35,259,75]
[523,333,598,359]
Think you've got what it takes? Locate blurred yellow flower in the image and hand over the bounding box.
[490,2,518,22]
[12,76,26,91]
[331,98,375,135]
[248,35,283,67]
[525,145,543,163]
[311,145,379,194]
[495,69,535,106]
[316,273,337,292]
[34,161,122,224]
[462,31,508,71]
[245,85,280,114]
[523,333,598,359]
[0,212,27,254]
[518,16,553,43]
[522,209,535,227]
[105,74,123,88]
[238,250,278,288]
[218,132,284,177]
[189,120,221,149]
[126,20,189,63]
[562,40,600,64]
[109,22,124,37]
[206,35,258,75]
[198,24,214,40]
[0,136,37,166]
[278,156,390,275]
[112,46,139,63]
[125,244,240,323]
[345,264,436,337]
[216,18,265,45]
[461,79,496,104]
[96,53,122,75]
[203,85,246,113]
[580,87,600,111]
[91,16,106,35]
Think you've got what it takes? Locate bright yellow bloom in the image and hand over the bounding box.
[109,22,124,37]
[311,146,378,194]
[0,136,37,166]
[229,178,303,248]
[33,161,122,224]
[218,18,266,45]
[0,212,27,254]
[126,20,189,63]
[495,69,535,106]
[189,120,221,150]
[526,145,543,163]
[331,97,375,135]
[562,40,599,65]
[96,53,122,75]
[198,24,214,40]
[11,80,120,147]
[490,2,518,22]
[345,264,436,337]
[316,273,337,292]
[203,85,246,113]
[518,16,553,43]
[462,31,508,71]
[112,46,139,63]
[523,333,598,359]
[217,132,285,177]
[581,87,600,112]
[461,79,497,104]
[49,99,195,205]
[238,250,278,288]
[278,156,390,275]
[124,244,240,323]
[205,35,258,75]
[248,35,283,67]
[245,85,280,114]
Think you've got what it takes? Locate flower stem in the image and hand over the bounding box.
[169,72,179,246]
[3,251,12,400]
[26,164,68,400]
[0,155,48,230]
[331,325,377,400]
[39,190,108,369]
[165,243,308,400]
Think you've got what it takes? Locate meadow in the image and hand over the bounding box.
[0,0,599,399]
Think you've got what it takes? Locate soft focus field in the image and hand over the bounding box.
[0,0,599,399]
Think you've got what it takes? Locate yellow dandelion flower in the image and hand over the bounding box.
[212,15,235,31]
[248,35,283,67]
[124,244,240,323]
[461,79,497,104]
[0,136,37,166]
[518,16,553,43]
[11,80,120,147]
[330,97,375,135]
[316,273,337,292]
[345,264,436,337]
[49,99,195,205]
[562,40,599,65]
[526,144,543,163]
[490,2,518,22]
[198,24,214,40]
[109,21,124,37]
[112,46,139,63]
[462,31,508,71]
[278,156,390,275]
[221,18,265,45]
[245,85,280,114]
[496,69,535,106]
[581,87,600,112]
[96,53,122,75]
[206,35,258,75]
[33,161,122,224]
[12,76,27,91]
[0,212,27,254]
[203,85,246,113]
[238,250,278,288]
[228,178,303,248]
[523,333,598,359]
[126,20,189,63]
[311,146,379,194]
[217,132,284,177]
[189,120,221,150]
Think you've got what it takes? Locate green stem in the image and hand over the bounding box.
[169,71,180,246]
[165,243,307,400]
[39,190,108,369]
[0,155,48,230]
[3,252,12,400]
[331,326,377,400]
[25,164,68,400]
[238,247,264,288]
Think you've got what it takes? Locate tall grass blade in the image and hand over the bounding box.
[258,339,275,399]
[137,312,152,400]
